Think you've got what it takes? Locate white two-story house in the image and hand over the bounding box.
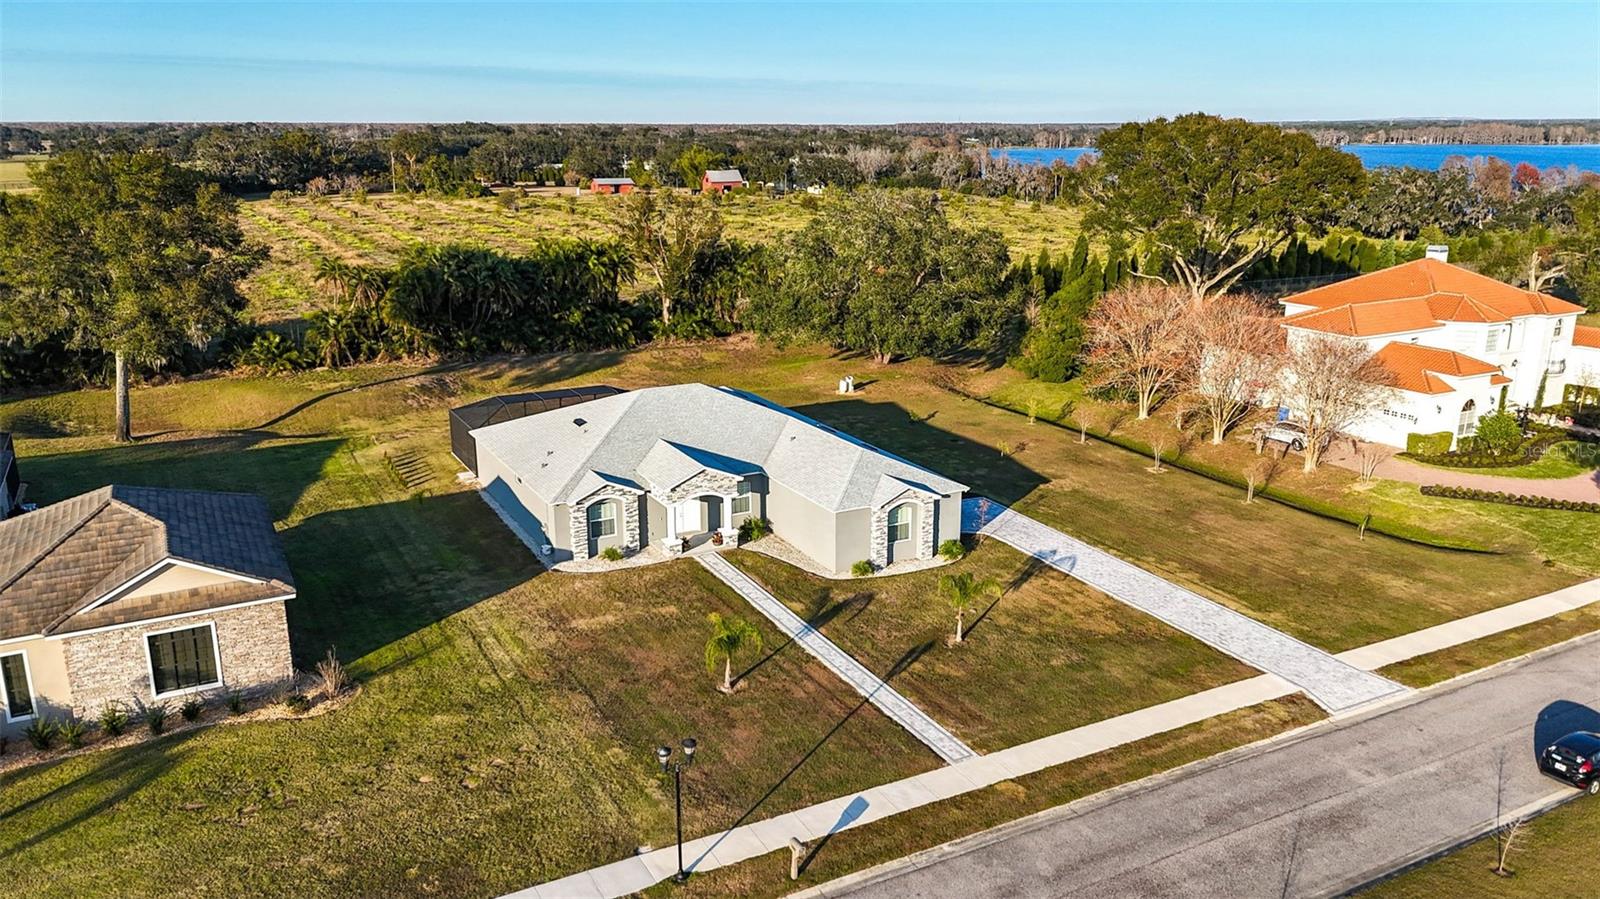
[1277,254,1596,448]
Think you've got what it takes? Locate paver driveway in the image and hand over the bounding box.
[962,499,1407,713]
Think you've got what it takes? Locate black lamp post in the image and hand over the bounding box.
[656,737,698,884]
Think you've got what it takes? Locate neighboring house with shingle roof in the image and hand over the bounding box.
[467,383,966,574]
[0,485,295,731]
[1276,256,1588,448]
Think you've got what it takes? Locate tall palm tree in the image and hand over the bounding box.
[938,572,1003,644]
[705,613,763,693]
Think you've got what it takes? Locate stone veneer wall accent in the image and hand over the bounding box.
[662,470,742,505]
[60,600,293,718]
[569,486,642,560]
[870,492,937,567]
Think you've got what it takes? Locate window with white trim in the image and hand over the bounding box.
[1456,399,1477,438]
[0,652,34,720]
[1485,327,1501,354]
[147,624,221,696]
[731,483,752,515]
[1554,318,1564,338]
[587,501,616,538]
[887,504,913,543]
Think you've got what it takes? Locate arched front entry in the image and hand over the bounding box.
[1456,399,1477,439]
[673,493,724,539]
[885,502,918,564]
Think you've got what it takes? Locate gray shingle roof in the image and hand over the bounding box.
[471,384,966,513]
[704,169,744,182]
[0,486,294,639]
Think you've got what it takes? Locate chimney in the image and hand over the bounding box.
[1425,245,1449,263]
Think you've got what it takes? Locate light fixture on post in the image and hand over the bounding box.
[657,737,698,884]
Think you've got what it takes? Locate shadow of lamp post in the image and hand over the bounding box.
[656,737,698,884]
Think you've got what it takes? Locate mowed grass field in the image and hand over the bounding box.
[236,191,1084,322]
[0,340,1592,895]
[0,154,44,192]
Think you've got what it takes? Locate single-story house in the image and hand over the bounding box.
[469,383,966,574]
[1277,255,1589,448]
[701,169,747,193]
[0,433,19,520]
[0,485,296,733]
[589,177,635,195]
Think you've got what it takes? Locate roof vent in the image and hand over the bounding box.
[1425,245,1449,262]
[573,417,587,427]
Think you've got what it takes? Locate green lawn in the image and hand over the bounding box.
[1409,441,1599,480]
[1,341,1593,895]
[730,544,1256,753]
[1362,794,1600,897]
[0,154,43,191]
[0,380,934,897]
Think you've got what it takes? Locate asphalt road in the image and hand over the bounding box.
[830,635,1600,899]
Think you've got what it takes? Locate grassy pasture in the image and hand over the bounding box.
[0,154,45,191]
[235,191,1084,322]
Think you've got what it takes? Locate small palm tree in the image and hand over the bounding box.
[705,613,763,693]
[938,572,1003,644]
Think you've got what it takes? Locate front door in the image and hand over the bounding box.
[676,500,703,535]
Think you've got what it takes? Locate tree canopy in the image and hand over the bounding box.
[0,149,259,441]
[749,189,1012,363]
[1074,113,1366,301]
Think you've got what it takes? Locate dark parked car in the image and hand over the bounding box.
[1539,731,1600,794]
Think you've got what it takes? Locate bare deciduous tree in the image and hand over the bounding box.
[1491,748,1531,877]
[1084,283,1192,420]
[1352,439,1394,481]
[1279,335,1396,472]
[844,145,897,183]
[1189,293,1286,444]
[1244,456,1278,503]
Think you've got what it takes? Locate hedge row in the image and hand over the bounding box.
[959,390,1493,553]
[1420,484,1600,513]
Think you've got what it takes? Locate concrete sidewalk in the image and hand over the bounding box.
[696,553,977,765]
[510,566,1600,899]
[963,499,1407,713]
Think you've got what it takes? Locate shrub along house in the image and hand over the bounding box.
[1278,255,1589,449]
[0,486,295,733]
[466,383,966,574]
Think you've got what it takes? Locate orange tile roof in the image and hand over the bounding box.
[1281,258,1585,337]
[1371,342,1505,395]
[1575,324,1600,349]
[1282,297,1439,336]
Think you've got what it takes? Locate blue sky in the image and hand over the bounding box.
[2,1,1598,123]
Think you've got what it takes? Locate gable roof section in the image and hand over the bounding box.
[1372,343,1504,395]
[1280,258,1585,337]
[0,486,294,640]
[1575,324,1600,349]
[471,383,966,514]
[704,169,744,183]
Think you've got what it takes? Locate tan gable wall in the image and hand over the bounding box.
[60,601,293,718]
[119,562,240,601]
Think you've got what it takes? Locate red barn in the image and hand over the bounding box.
[701,169,747,193]
[590,177,635,195]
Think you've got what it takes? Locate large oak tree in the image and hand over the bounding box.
[1074,113,1365,302]
[749,189,1011,363]
[0,150,259,442]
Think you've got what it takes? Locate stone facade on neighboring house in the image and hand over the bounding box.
[569,484,643,560]
[0,485,297,737]
[61,602,293,718]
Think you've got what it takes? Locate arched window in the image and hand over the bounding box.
[887,504,913,543]
[587,501,617,538]
[1456,399,1477,438]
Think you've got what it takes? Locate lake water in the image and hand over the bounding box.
[991,143,1600,172]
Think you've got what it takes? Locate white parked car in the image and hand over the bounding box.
[1257,420,1327,453]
